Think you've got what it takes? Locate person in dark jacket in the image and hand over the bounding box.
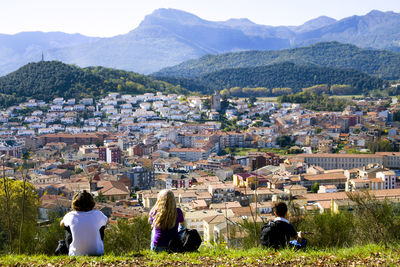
[261,202,305,249]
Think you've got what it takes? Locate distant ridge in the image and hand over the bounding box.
[153,42,400,80]
[1,9,400,75]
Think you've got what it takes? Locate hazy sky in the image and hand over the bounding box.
[2,0,400,37]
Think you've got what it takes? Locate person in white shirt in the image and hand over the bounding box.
[60,190,108,256]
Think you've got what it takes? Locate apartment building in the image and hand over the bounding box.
[218,132,245,149]
[297,153,383,170]
[169,147,211,162]
[98,146,122,164]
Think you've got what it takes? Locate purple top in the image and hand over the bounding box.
[150,208,184,247]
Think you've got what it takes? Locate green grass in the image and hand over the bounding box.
[343,148,373,154]
[2,245,400,266]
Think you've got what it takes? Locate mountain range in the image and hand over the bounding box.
[1,8,400,75]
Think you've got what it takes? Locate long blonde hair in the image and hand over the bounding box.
[149,189,178,230]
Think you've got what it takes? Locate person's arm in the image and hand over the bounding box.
[296,231,303,242]
[97,210,108,240]
[177,208,184,230]
[288,224,299,240]
[60,213,69,227]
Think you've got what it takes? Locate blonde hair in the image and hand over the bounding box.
[149,189,177,230]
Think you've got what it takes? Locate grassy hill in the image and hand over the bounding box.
[1,245,399,266]
[0,61,187,107]
[154,42,400,80]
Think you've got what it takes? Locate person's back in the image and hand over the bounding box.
[61,191,108,256]
[62,209,107,256]
[149,189,184,252]
[260,202,302,249]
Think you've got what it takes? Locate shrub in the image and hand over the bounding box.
[236,219,263,249]
[35,216,66,255]
[347,191,400,246]
[299,211,354,248]
[104,216,151,255]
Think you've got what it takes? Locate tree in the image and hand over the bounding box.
[73,167,83,175]
[261,113,270,122]
[367,139,395,153]
[0,178,39,253]
[393,110,400,121]
[203,98,211,110]
[95,139,103,148]
[248,96,257,106]
[96,191,106,203]
[252,121,263,127]
[277,135,293,148]
[272,87,292,96]
[220,89,229,99]
[311,182,319,193]
[330,84,355,95]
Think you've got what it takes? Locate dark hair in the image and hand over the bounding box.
[274,202,288,217]
[72,190,95,212]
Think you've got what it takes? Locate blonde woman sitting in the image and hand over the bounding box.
[60,190,108,256]
[149,189,184,252]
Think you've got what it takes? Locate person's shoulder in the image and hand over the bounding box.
[61,210,77,225]
[276,220,296,235]
[63,210,77,218]
[177,207,183,214]
[275,220,292,229]
[92,209,107,217]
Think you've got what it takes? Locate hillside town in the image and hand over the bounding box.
[2,91,400,245]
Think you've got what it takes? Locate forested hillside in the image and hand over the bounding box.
[154,42,400,80]
[156,62,385,95]
[0,61,187,107]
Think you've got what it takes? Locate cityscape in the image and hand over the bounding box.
[2,88,400,245]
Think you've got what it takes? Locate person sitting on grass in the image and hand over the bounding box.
[60,190,108,256]
[260,202,305,249]
[149,189,184,252]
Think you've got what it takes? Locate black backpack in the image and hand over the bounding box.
[260,221,285,249]
[168,229,202,253]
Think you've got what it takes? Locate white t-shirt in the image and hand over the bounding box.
[61,209,108,256]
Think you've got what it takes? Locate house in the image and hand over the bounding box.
[284,185,307,196]
[300,171,347,191]
[318,185,338,193]
[97,181,130,201]
[166,174,192,189]
[184,209,234,239]
[208,183,235,202]
[80,98,93,105]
